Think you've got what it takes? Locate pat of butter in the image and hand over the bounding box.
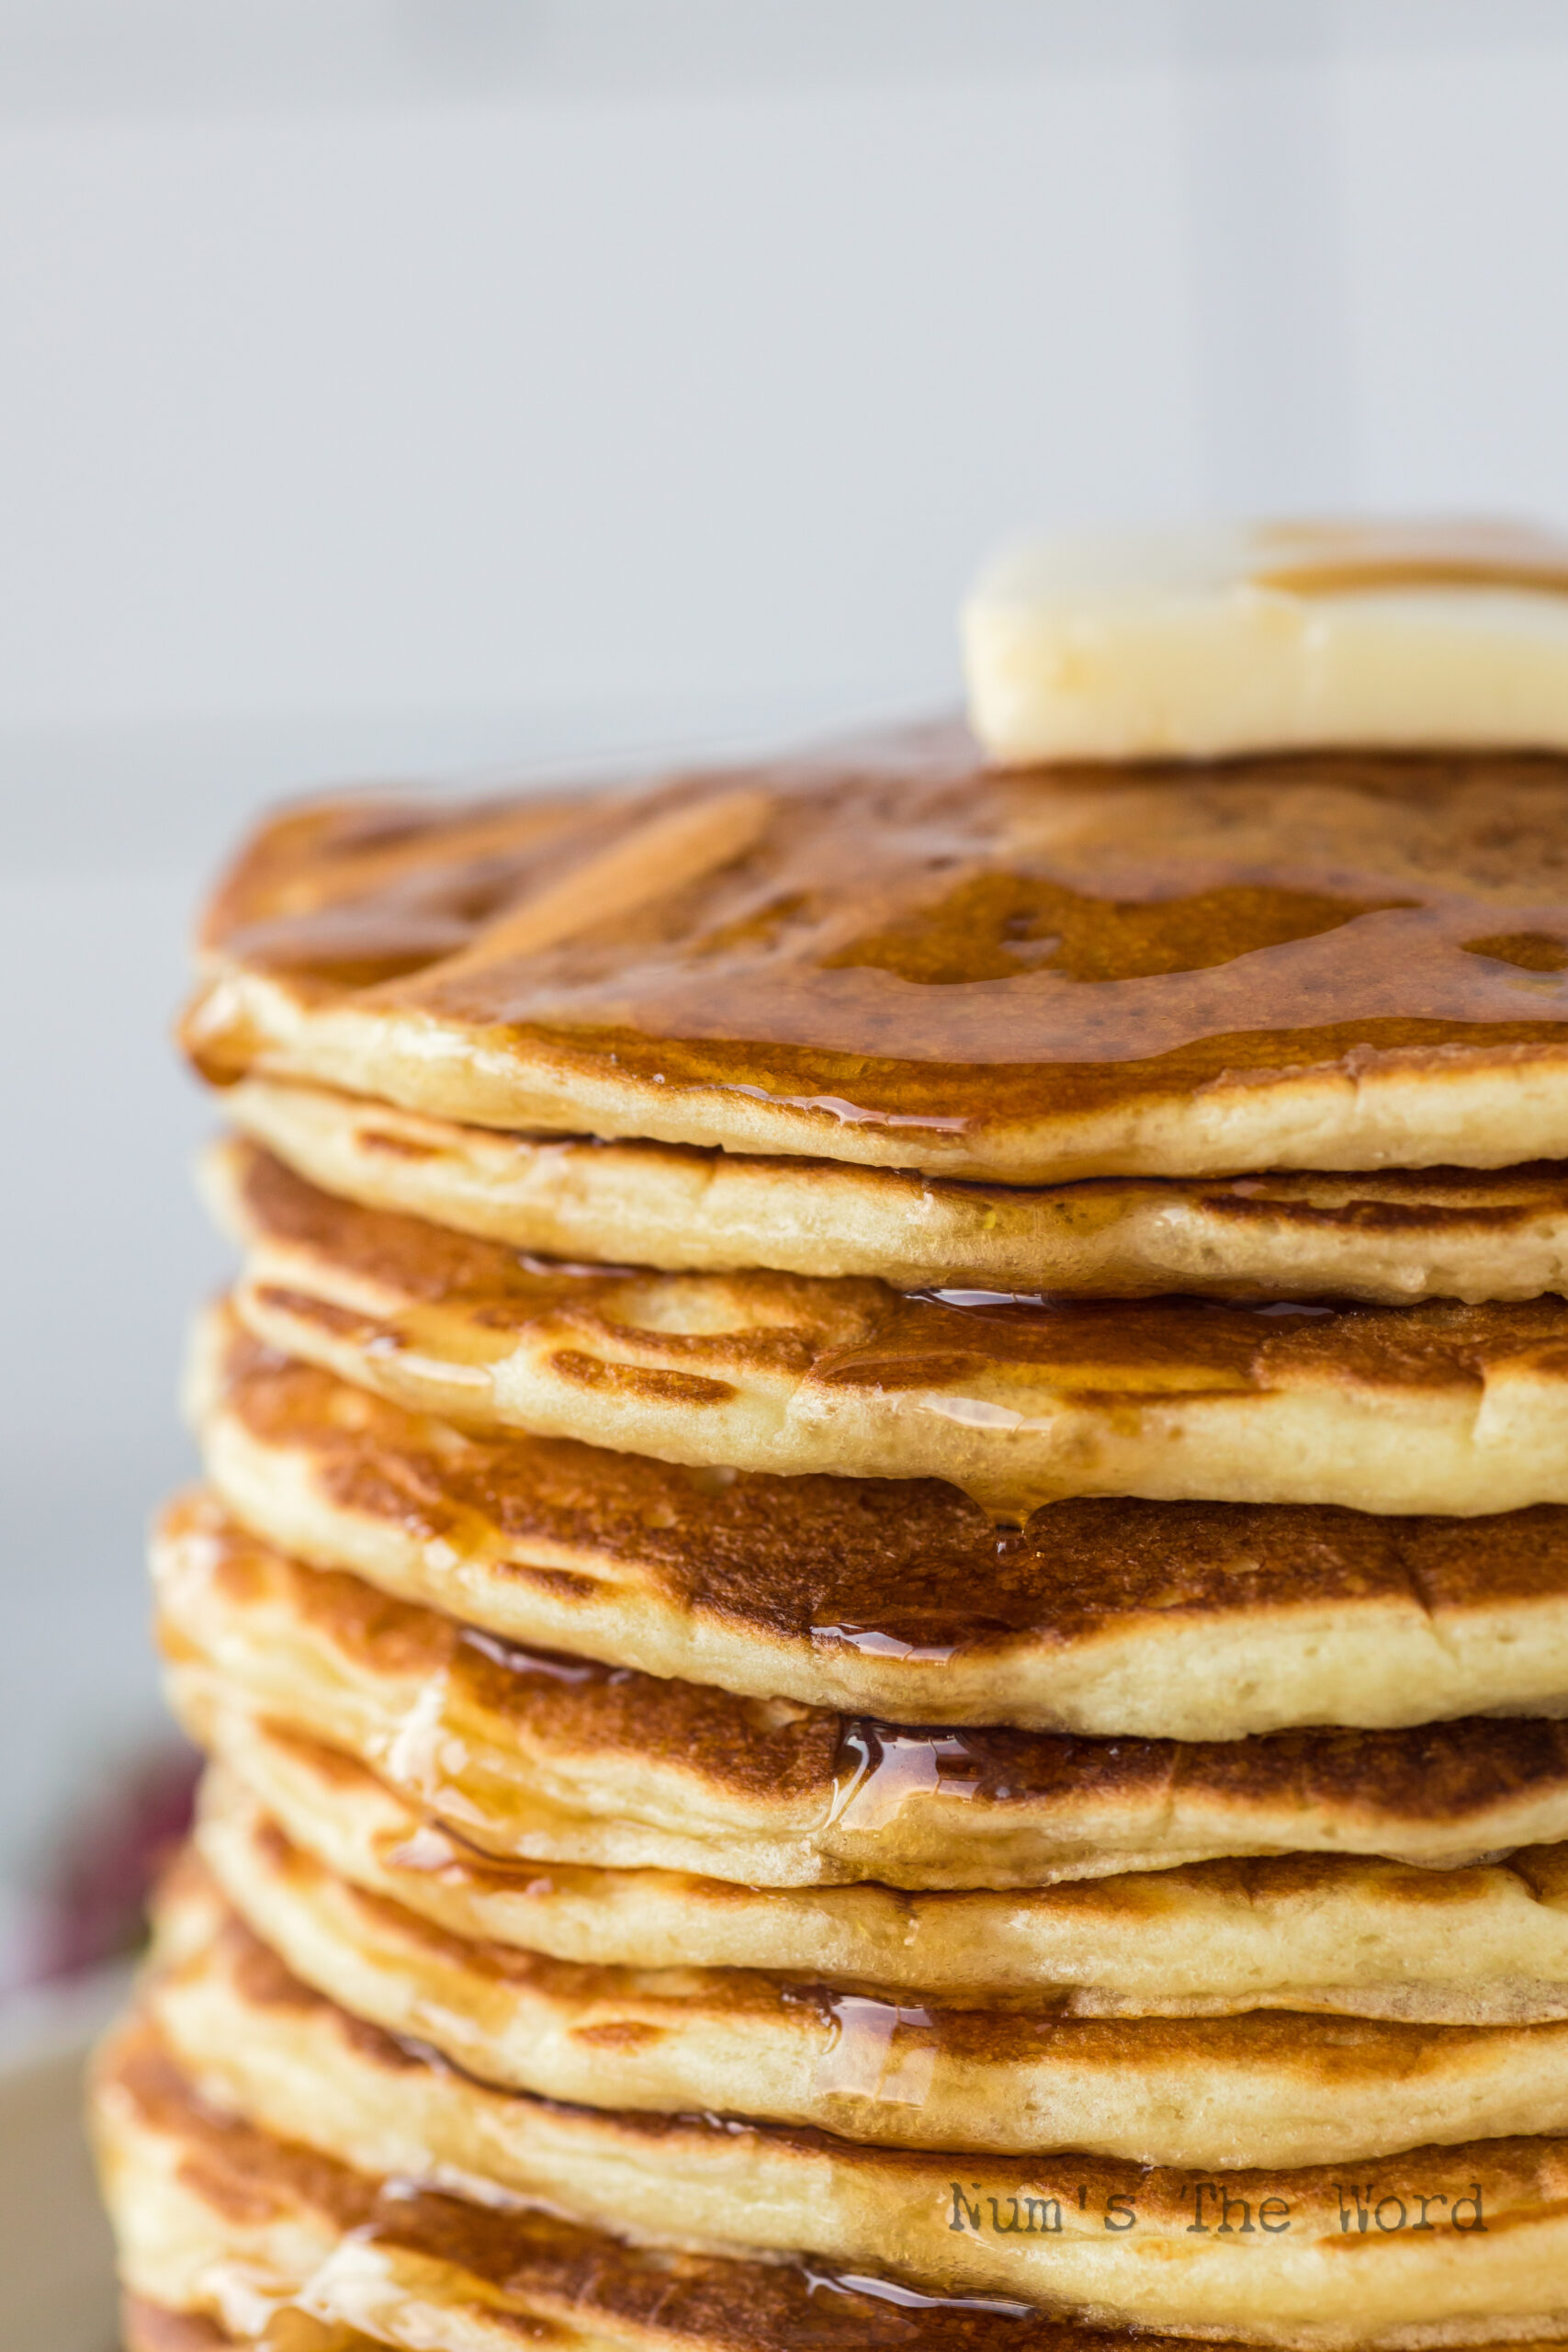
[963,518,1568,764]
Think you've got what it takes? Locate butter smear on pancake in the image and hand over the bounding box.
[964,517,1568,763]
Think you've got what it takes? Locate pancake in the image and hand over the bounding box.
[212,1140,1568,1520]
[194,1804,1568,2167]
[116,2307,1568,2352]
[154,1495,1568,1886]
[192,1306,1568,1738]
[96,2019,383,2352]
[225,1076,1568,1306]
[213,1722,1568,2024]
[142,1885,1568,2346]
[105,2022,1564,2352]
[179,726,1568,1186]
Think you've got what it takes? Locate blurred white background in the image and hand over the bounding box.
[5,0,1568,1980]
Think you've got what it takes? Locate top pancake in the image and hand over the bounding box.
[181,725,1568,1183]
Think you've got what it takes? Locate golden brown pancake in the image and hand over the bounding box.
[212,1723,1568,2024]
[179,726,1568,1184]
[154,1496,1568,1886]
[211,1139,1568,1519]
[226,1075,1568,1306]
[107,2018,1559,2352]
[192,1306,1568,1738]
[193,1803,1568,2167]
[141,1880,1568,2346]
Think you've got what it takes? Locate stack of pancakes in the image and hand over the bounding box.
[96,537,1568,2350]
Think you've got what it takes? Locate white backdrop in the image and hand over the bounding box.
[4,0,1568,1957]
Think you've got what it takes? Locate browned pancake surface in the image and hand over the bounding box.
[203,1312,1568,1712]
[157,1905,1568,2214]
[218,1074,1568,1305]
[182,727,1568,1178]
[131,1905,1568,2341]
[226,1139,1568,1405]
[166,1494,1568,1817]
[213,1140,1568,1517]
[157,1496,1568,1884]
[107,2020,1456,2352]
[193,1801,1568,2165]
[199,1722,1568,2020]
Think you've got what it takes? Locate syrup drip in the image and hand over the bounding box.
[819,1995,938,2109]
[808,1619,974,1666]
[829,1723,992,1830]
[1251,516,1568,597]
[802,2267,1038,2326]
[457,1626,629,1687]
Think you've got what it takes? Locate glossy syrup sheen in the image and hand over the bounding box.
[196,733,1568,1126]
